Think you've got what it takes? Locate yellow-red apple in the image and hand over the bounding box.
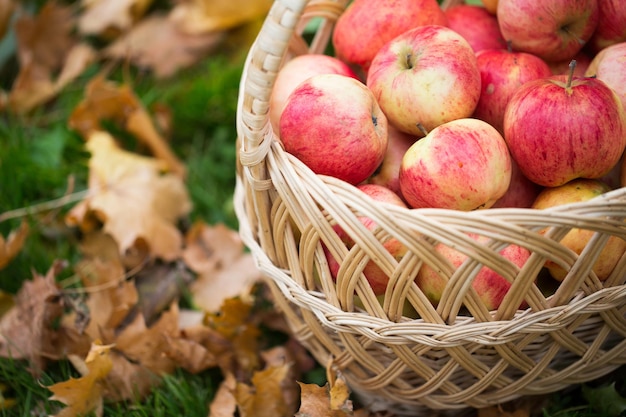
[367,25,481,137]
[503,65,626,187]
[585,42,626,110]
[368,125,417,198]
[332,0,447,76]
[323,183,408,295]
[399,118,512,210]
[497,0,599,62]
[279,74,388,185]
[444,4,507,53]
[416,233,531,311]
[473,47,552,134]
[269,54,358,133]
[531,178,626,281]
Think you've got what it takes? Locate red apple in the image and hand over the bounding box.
[587,0,626,53]
[269,54,359,133]
[368,125,417,197]
[444,4,507,53]
[332,0,448,76]
[503,64,626,187]
[532,178,626,281]
[473,47,552,134]
[585,42,626,110]
[323,183,408,295]
[279,74,388,185]
[416,233,531,311]
[497,0,599,62]
[491,159,543,208]
[367,25,481,137]
[399,118,512,210]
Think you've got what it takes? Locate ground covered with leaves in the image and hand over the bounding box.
[0,1,625,416]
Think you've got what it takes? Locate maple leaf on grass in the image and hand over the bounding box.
[66,131,192,261]
[235,363,292,417]
[47,341,114,417]
[296,375,354,417]
[69,75,187,177]
[104,14,224,79]
[0,260,66,375]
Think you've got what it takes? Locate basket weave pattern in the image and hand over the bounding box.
[235,0,626,412]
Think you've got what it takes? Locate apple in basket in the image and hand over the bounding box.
[587,0,626,53]
[332,0,448,76]
[366,25,481,137]
[531,178,626,282]
[279,74,388,185]
[368,125,417,198]
[399,118,512,211]
[503,62,626,188]
[497,0,599,62]
[472,47,552,134]
[444,4,507,53]
[269,54,359,133]
[323,183,408,296]
[415,233,532,311]
[585,42,626,109]
[491,159,543,209]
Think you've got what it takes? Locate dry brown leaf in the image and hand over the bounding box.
[104,14,224,79]
[185,221,262,312]
[103,349,162,402]
[7,2,95,113]
[296,381,353,417]
[0,220,28,270]
[209,371,238,417]
[206,298,261,374]
[235,363,292,417]
[78,0,153,37]
[0,260,65,374]
[47,341,114,417]
[66,131,192,261]
[111,302,178,375]
[260,346,302,415]
[69,76,187,177]
[74,256,138,336]
[169,0,273,34]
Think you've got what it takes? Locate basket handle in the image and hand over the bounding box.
[237,0,309,170]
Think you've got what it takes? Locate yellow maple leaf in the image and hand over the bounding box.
[47,341,114,417]
[66,131,192,261]
[235,364,292,417]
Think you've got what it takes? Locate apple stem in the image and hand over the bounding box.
[416,123,428,137]
[506,40,513,53]
[566,60,577,89]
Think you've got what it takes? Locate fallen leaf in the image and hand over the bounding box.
[7,2,94,113]
[169,0,273,34]
[296,382,353,417]
[78,0,153,37]
[0,220,29,270]
[235,363,292,417]
[102,350,161,402]
[66,131,192,261]
[191,253,261,313]
[206,298,261,374]
[0,260,66,374]
[183,221,243,274]
[69,76,187,177]
[104,14,224,79]
[47,341,114,417]
[209,371,238,417]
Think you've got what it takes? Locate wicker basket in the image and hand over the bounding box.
[234,0,626,413]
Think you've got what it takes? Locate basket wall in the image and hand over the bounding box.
[234,0,626,413]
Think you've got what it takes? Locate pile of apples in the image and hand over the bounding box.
[269,0,626,312]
